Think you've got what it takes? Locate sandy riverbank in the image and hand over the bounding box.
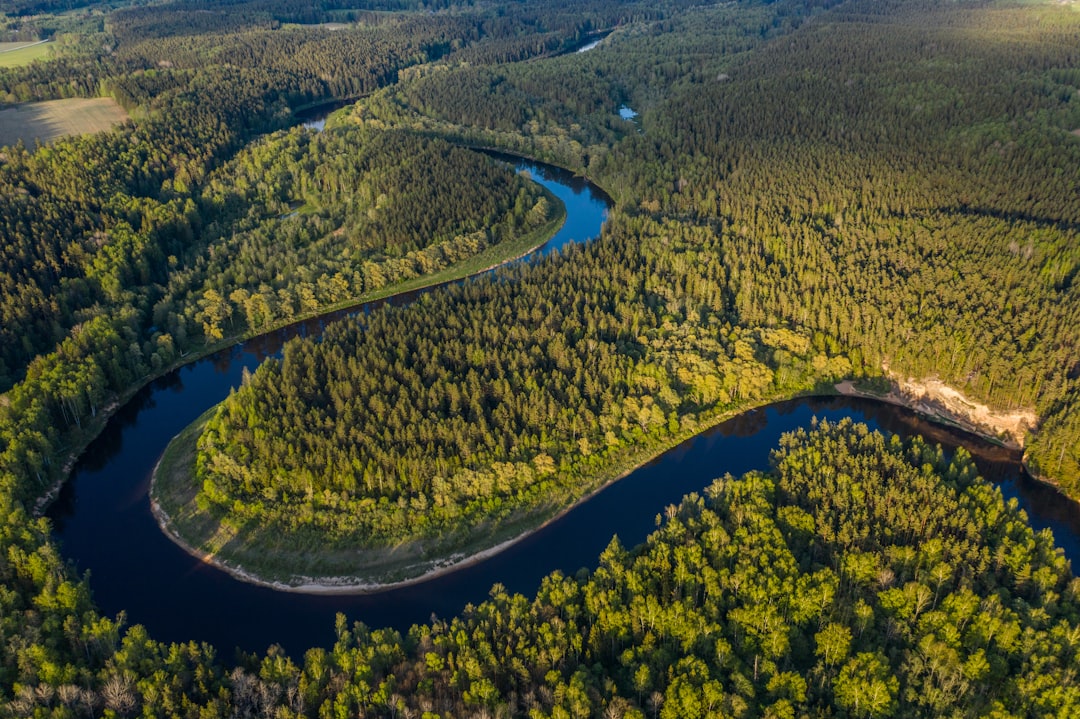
[150,473,537,594]
[835,376,1036,449]
[148,387,795,594]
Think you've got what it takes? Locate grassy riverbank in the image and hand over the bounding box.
[152,359,1039,590]
[151,378,824,589]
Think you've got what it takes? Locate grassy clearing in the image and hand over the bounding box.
[152,409,222,553]
[0,97,128,148]
[852,376,893,397]
[0,40,51,67]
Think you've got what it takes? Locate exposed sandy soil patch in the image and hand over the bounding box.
[836,376,1036,448]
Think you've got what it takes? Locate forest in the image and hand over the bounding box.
[163,125,559,342]
[177,0,1080,579]
[0,0,1079,714]
[13,423,1080,717]
[159,212,853,580]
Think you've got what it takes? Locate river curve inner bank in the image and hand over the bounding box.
[146,152,613,587]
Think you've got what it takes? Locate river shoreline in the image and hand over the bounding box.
[149,450,538,595]
[147,374,1045,595]
[31,153,574,520]
[834,377,1069,498]
[132,151,610,593]
[60,386,1067,656]
[148,389,797,594]
[834,377,1036,449]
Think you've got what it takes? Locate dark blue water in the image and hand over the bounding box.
[47,158,1079,660]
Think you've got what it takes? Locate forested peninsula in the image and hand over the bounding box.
[0,0,1079,715]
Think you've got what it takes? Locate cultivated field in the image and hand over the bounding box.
[0,97,129,147]
[0,40,51,67]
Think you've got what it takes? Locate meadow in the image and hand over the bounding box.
[0,96,127,147]
[0,40,50,68]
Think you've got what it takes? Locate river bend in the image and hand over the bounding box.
[47,156,1079,658]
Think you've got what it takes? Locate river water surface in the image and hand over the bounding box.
[48,155,1080,658]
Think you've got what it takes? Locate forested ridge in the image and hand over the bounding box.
[0,0,1079,715]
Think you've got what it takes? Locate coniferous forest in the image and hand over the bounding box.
[0,0,1079,715]
[178,0,1080,576]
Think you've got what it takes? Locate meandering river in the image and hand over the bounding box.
[47,154,1079,659]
